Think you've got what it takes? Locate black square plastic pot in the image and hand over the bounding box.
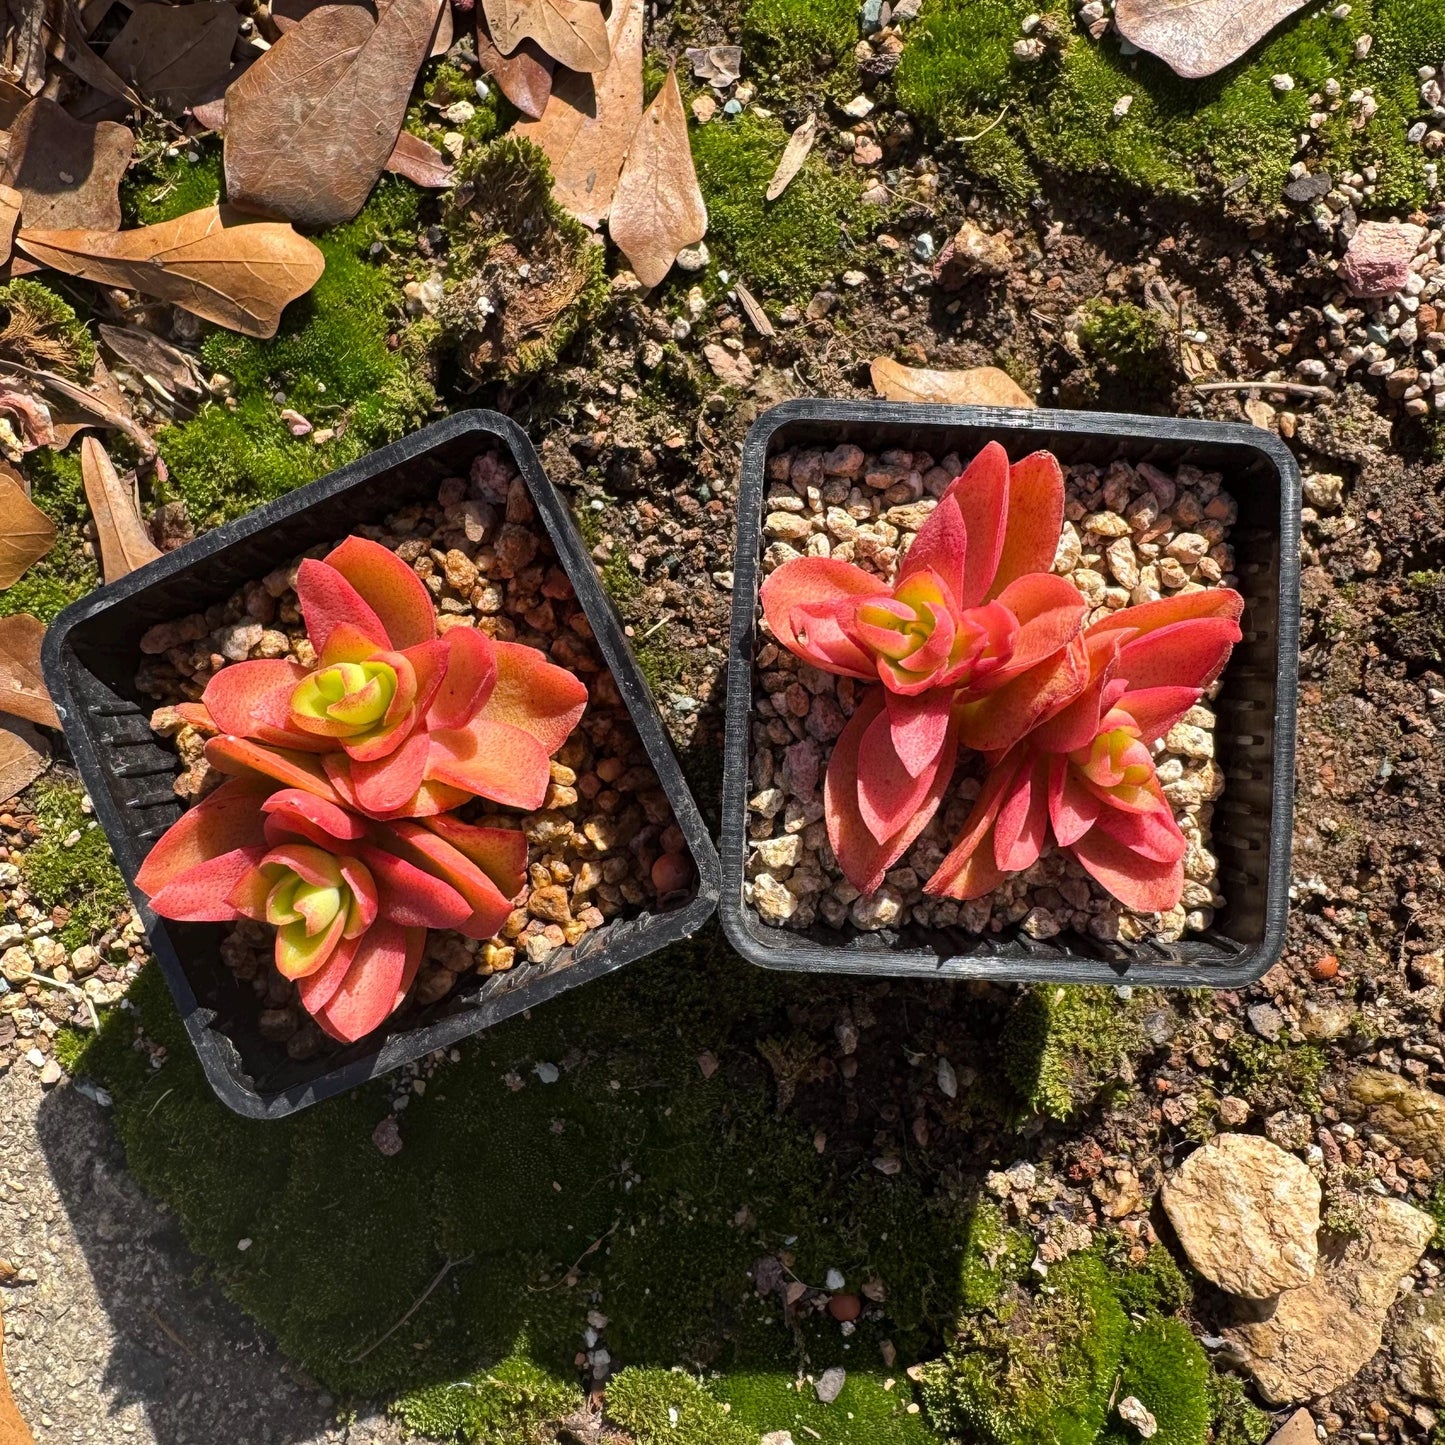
[42,411,721,1118]
[720,400,1300,988]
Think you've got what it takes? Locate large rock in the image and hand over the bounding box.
[1161,1133,1321,1299]
[1225,1196,1435,1404]
[1339,221,1427,298]
[932,220,1012,289]
[1344,1070,1445,1168]
[1394,1291,1445,1403]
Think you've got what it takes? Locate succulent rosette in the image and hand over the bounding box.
[136,781,528,1042]
[196,536,588,817]
[924,589,1245,911]
[761,442,1088,892]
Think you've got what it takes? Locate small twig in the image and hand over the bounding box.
[528,1223,618,1293]
[956,104,1009,144]
[17,969,100,1032]
[144,1087,173,1122]
[145,1307,196,1358]
[347,1255,473,1363]
[1193,380,1333,400]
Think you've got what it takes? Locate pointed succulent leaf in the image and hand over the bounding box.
[955,634,1091,754]
[323,535,437,650]
[295,930,363,1016]
[296,556,390,655]
[134,775,272,897]
[899,493,967,606]
[986,572,1088,682]
[145,844,269,921]
[313,918,410,1042]
[427,625,499,730]
[884,686,954,780]
[991,751,1050,873]
[203,658,331,750]
[1068,826,1183,912]
[419,813,528,899]
[355,840,473,929]
[206,734,346,803]
[260,787,368,844]
[760,557,888,679]
[427,717,555,810]
[474,639,588,756]
[992,450,1065,596]
[856,698,954,843]
[346,729,431,814]
[377,818,516,939]
[942,441,1010,607]
[924,746,1026,901]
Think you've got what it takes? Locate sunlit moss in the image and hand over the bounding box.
[20,776,130,948]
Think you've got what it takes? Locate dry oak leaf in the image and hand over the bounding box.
[1,1291,38,1445]
[81,435,162,583]
[98,324,203,399]
[766,112,815,202]
[224,0,445,228]
[1113,0,1309,79]
[106,2,241,114]
[0,98,133,232]
[608,67,707,290]
[6,0,47,95]
[48,0,144,107]
[870,357,1036,409]
[482,0,609,73]
[0,183,18,266]
[0,462,54,587]
[0,612,57,729]
[477,8,554,120]
[384,131,454,188]
[515,0,642,228]
[0,716,47,809]
[16,205,325,340]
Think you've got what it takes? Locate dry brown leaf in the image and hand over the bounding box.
[16,205,325,340]
[99,323,202,399]
[429,0,452,55]
[7,357,153,455]
[384,131,453,188]
[766,112,815,202]
[483,0,609,73]
[47,0,143,105]
[189,96,226,131]
[81,434,160,583]
[0,76,31,127]
[0,385,52,457]
[477,8,554,120]
[0,182,18,266]
[0,98,133,231]
[514,0,641,228]
[609,67,706,290]
[870,357,1036,409]
[734,280,774,338]
[0,612,56,728]
[0,716,47,808]
[1113,0,1308,78]
[1,1288,39,1444]
[6,0,47,94]
[106,2,240,114]
[0,464,54,587]
[223,0,443,228]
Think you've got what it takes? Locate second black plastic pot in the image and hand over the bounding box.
[719,399,1300,988]
[43,411,721,1118]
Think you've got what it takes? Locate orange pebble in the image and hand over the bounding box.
[1311,954,1339,980]
[828,1293,862,1322]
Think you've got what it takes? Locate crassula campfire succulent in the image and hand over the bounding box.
[924,589,1244,912]
[136,532,591,1043]
[761,442,1088,892]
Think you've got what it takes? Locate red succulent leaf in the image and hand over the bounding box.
[312,918,410,1042]
[378,818,516,939]
[1069,826,1184,912]
[427,625,499,730]
[354,841,473,930]
[323,754,471,819]
[986,572,1088,685]
[884,686,954,779]
[296,556,390,655]
[202,658,331,752]
[922,747,1026,901]
[955,634,1091,754]
[347,730,431,815]
[145,845,268,921]
[991,750,1050,874]
[1115,684,1205,747]
[992,451,1065,596]
[760,557,888,679]
[426,718,554,811]
[205,735,345,804]
[260,787,368,846]
[420,813,528,900]
[323,536,437,651]
[942,441,1009,607]
[134,775,272,898]
[856,697,956,842]
[474,640,588,757]
[295,930,363,1017]
[1047,755,1102,847]
[899,492,967,605]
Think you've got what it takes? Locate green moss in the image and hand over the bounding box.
[958,1201,1033,1311]
[21,777,130,948]
[599,547,641,603]
[158,179,435,525]
[1427,1178,1445,1251]
[691,111,868,303]
[642,49,670,105]
[1003,986,1149,1121]
[0,448,99,623]
[896,0,1441,212]
[1107,1245,1191,1318]
[394,1353,579,1443]
[606,1368,752,1444]
[0,279,95,375]
[1099,1318,1210,1445]
[741,0,858,79]
[1079,300,1169,383]
[1225,1034,1327,1112]
[717,1368,939,1444]
[921,1252,1128,1445]
[123,140,224,226]
[636,638,684,693]
[1206,1372,1270,1445]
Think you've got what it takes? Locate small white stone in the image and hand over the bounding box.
[1272,73,1295,92]
[1112,94,1133,120]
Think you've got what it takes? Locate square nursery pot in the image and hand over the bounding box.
[720,399,1300,989]
[43,411,721,1118]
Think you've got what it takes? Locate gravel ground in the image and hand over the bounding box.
[0,1066,408,1445]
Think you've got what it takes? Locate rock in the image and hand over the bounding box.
[750,873,798,925]
[1339,221,1427,298]
[815,1366,846,1404]
[932,220,1012,289]
[1265,1409,1317,1445]
[1302,471,1345,510]
[1161,1132,1321,1299]
[761,1433,796,1445]
[1118,1396,1158,1438]
[1299,998,1352,1041]
[371,1116,403,1156]
[1284,171,1332,203]
[38,1058,62,1086]
[1395,1292,1445,1403]
[1344,1070,1445,1167]
[1247,1002,1284,1041]
[1225,1196,1435,1403]
[674,241,709,273]
[704,343,755,388]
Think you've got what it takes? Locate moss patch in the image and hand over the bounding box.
[1206,1372,1271,1445]
[394,1353,578,1443]
[0,279,94,375]
[158,179,436,526]
[122,138,224,227]
[1079,300,1170,384]
[741,0,859,81]
[1099,1318,1210,1445]
[606,1368,752,1444]
[20,776,130,948]
[1224,1033,1327,1112]
[1002,985,1150,1121]
[895,0,1442,212]
[0,448,99,623]
[691,111,868,303]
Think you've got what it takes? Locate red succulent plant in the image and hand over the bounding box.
[760,442,1088,892]
[197,536,587,818]
[924,589,1245,912]
[136,780,528,1042]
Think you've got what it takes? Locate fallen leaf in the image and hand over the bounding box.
[870,358,1036,408]
[48,0,143,105]
[0,612,57,728]
[81,435,161,583]
[224,0,444,228]
[189,96,227,131]
[0,77,32,128]
[384,131,454,188]
[0,464,53,587]
[106,2,240,114]
[482,0,609,73]
[98,324,202,398]
[0,183,17,265]
[685,44,741,88]
[766,112,815,202]
[0,716,47,805]
[608,67,707,290]
[1113,0,1308,79]
[0,98,133,231]
[0,386,52,457]
[429,0,452,54]
[1,1277,38,1444]
[271,0,361,29]
[6,0,47,94]
[16,205,326,340]
[734,280,774,338]
[515,0,641,228]
[6,358,154,456]
[477,8,554,120]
